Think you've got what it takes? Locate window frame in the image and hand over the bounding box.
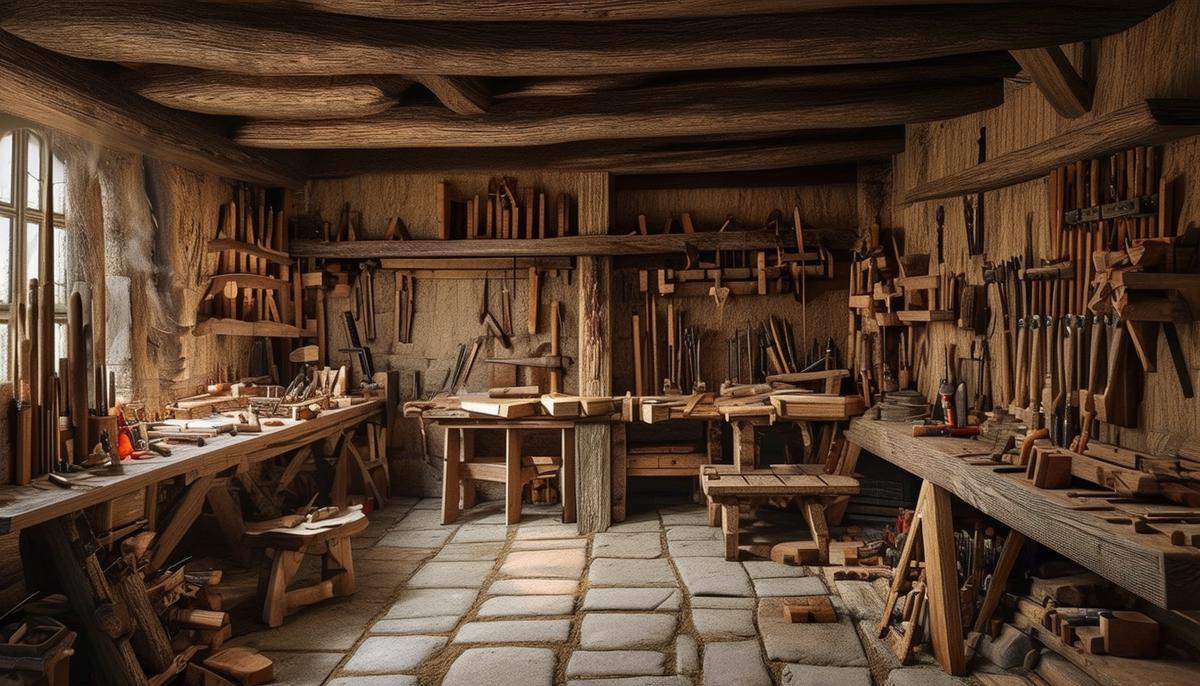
[0,127,69,381]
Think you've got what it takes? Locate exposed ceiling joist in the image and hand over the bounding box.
[237,81,1000,149]
[129,67,409,119]
[304,130,905,177]
[0,31,300,187]
[1010,45,1093,119]
[411,74,491,115]
[493,53,1020,100]
[279,0,1019,22]
[0,1,1167,76]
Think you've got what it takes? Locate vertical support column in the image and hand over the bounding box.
[505,429,524,525]
[919,481,967,676]
[576,171,613,533]
[561,426,577,524]
[441,427,461,525]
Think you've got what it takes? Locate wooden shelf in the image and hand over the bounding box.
[902,99,1200,204]
[291,229,815,259]
[192,318,314,338]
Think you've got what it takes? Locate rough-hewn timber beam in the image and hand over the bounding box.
[128,67,409,119]
[0,31,300,188]
[0,1,1167,76]
[411,75,491,115]
[238,81,1001,148]
[305,131,905,177]
[494,53,1020,100]
[283,0,1019,22]
[1010,46,1093,119]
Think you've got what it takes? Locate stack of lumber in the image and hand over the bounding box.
[404,391,625,421]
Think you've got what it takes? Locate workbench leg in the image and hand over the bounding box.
[505,429,524,525]
[148,474,215,572]
[561,427,577,524]
[331,432,350,509]
[461,429,476,511]
[802,499,830,563]
[721,501,740,560]
[826,442,862,526]
[971,530,1027,634]
[918,481,967,676]
[325,536,356,597]
[263,550,303,628]
[442,427,461,525]
[610,423,627,524]
[707,498,720,527]
[731,420,756,471]
[206,480,247,565]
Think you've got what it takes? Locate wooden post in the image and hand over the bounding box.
[919,481,967,676]
[505,428,523,525]
[575,171,613,533]
[441,427,461,525]
[561,426,577,524]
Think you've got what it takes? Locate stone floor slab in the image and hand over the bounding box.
[742,560,812,579]
[477,594,575,617]
[757,598,867,666]
[385,588,477,619]
[500,548,586,578]
[691,608,757,639]
[566,650,666,678]
[885,668,972,686]
[342,635,447,673]
[514,523,581,540]
[450,524,509,543]
[263,650,343,686]
[753,576,827,597]
[412,498,442,509]
[592,532,662,558]
[582,588,681,611]
[781,665,873,686]
[676,635,699,674]
[434,542,506,562]
[369,615,461,634]
[568,678,692,686]
[674,557,753,597]
[607,514,664,532]
[377,528,453,548]
[392,508,445,529]
[453,619,571,643]
[660,510,711,526]
[665,526,722,542]
[702,640,771,686]
[327,677,418,686]
[488,578,579,595]
[834,580,886,621]
[443,646,557,686]
[588,558,677,586]
[691,596,756,610]
[580,613,676,649]
[667,539,725,557]
[511,538,589,551]
[406,561,494,588]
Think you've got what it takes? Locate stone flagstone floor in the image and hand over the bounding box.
[228,497,978,685]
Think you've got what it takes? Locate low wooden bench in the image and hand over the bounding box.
[701,464,860,561]
[245,507,368,627]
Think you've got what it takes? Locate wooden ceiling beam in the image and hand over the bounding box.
[1010,46,1093,119]
[494,53,1020,100]
[236,81,1001,149]
[282,0,1019,22]
[303,130,905,177]
[411,75,491,115]
[0,1,1167,76]
[0,31,300,187]
[128,67,410,119]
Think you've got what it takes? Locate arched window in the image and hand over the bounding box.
[0,128,68,381]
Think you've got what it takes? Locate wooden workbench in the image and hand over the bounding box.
[0,400,383,535]
[846,417,1200,610]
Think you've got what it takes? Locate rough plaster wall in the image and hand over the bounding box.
[610,183,858,394]
[892,1,1200,453]
[306,171,586,494]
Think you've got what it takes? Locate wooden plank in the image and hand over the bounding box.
[846,417,1200,609]
[206,239,292,265]
[192,318,308,338]
[903,99,1200,203]
[378,257,572,270]
[412,75,490,114]
[442,427,461,524]
[293,228,810,259]
[459,397,541,419]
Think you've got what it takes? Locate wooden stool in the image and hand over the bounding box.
[701,464,859,562]
[245,509,368,627]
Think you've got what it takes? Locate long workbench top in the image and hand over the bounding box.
[847,417,1200,611]
[0,400,382,535]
